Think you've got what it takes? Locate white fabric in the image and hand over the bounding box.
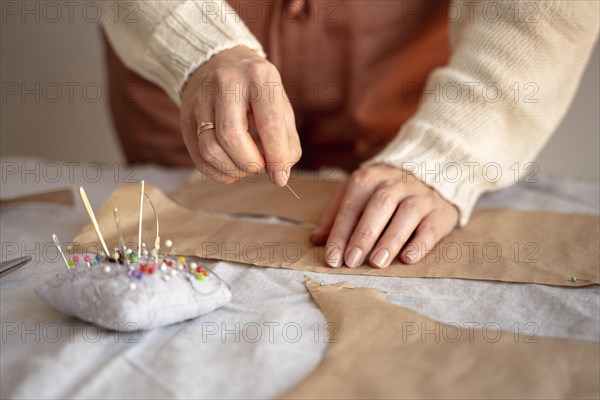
[1,157,599,399]
[35,264,231,331]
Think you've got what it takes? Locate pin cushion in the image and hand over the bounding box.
[36,181,231,331]
[35,252,231,331]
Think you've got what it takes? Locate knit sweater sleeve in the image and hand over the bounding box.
[99,0,265,105]
[363,0,599,226]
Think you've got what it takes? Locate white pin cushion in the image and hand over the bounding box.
[35,254,231,331]
[36,183,231,331]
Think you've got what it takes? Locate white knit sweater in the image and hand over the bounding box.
[101,0,599,225]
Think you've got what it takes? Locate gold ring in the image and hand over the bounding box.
[197,122,216,137]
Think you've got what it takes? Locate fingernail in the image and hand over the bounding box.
[273,170,288,187]
[371,249,390,268]
[325,245,342,268]
[345,247,363,268]
[404,251,416,263]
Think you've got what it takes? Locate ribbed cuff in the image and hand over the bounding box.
[362,121,490,226]
[147,1,266,105]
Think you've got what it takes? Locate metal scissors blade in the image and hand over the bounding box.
[0,256,32,278]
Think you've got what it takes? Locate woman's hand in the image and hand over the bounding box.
[181,46,301,186]
[310,165,459,268]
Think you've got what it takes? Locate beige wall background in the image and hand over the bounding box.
[1,5,599,178]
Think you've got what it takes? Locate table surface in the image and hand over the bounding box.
[1,157,599,399]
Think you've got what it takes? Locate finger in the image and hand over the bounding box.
[215,84,265,176]
[197,129,241,183]
[180,97,209,168]
[251,76,290,187]
[369,195,435,268]
[343,186,407,268]
[325,183,374,268]
[310,181,347,245]
[283,94,302,175]
[401,209,456,265]
[246,116,264,155]
[181,99,237,183]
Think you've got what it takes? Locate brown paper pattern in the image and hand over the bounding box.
[279,277,600,399]
[72,184,600,287]
[169,170,345,223]
[1,188,73,207]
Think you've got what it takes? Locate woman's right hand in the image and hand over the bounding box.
[180,46,301,186]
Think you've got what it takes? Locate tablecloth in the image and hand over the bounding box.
[1,157,599,399]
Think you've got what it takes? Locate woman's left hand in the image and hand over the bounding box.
[310,164,459,268]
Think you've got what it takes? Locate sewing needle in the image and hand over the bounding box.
[285,183,300,200]
[138,180,145,258]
